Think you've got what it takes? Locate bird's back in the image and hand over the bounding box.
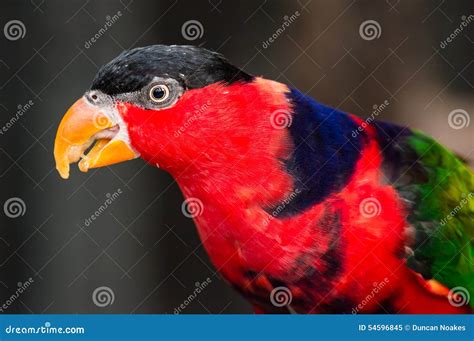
[372,120,474,307]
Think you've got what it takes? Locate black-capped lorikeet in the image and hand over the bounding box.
[54,45,473,314]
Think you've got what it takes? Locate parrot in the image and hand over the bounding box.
[53,45,473,314]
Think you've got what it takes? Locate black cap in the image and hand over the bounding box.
[91,45,253,95]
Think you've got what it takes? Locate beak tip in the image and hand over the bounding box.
[78,160,90,173]
[58,170,70,180]
[56,164,70,179]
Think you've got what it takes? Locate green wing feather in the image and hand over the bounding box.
[406,131,473,306]
[375,123,473,308]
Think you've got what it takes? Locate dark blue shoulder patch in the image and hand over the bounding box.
[269,88,365,217]
[370,120,420,184]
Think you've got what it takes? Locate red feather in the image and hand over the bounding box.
[118,79,468,313]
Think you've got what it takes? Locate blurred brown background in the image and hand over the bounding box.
[0,0,472,313]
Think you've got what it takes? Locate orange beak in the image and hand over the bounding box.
[54,97,139,179]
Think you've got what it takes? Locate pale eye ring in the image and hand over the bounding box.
[149,84,170,103]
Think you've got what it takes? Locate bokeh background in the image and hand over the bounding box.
[0,0,472,313]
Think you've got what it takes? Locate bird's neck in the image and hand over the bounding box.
[170,78,297,227]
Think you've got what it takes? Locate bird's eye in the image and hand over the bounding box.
[149,84,170,103]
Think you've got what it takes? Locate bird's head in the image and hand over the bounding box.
[54,44,291,179]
